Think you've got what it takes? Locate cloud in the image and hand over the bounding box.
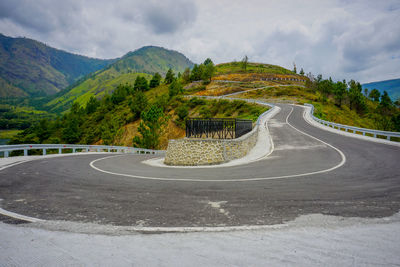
[0,0,399,83]
[142,0,197,34]
[0,0,80,33]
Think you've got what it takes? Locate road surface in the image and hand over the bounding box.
[0,104,399,228]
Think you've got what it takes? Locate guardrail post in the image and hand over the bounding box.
[59,148,62,154]
[362,132,366,136]
[43,149,46,155]
[97,149,100,152]
[108,148,110,152]
[387,136,391,140]
[86,148,89,152]
[73,148,76,153]
[373,134,377,138]
[4,151,9,158]
[24,149,28,156]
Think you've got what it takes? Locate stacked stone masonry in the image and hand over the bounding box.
[164,125,259,166]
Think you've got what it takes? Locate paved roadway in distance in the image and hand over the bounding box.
[0,104,399,227]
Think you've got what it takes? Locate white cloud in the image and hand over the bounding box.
[0,0,399,83]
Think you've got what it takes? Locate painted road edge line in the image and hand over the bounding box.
[89,106,346,182]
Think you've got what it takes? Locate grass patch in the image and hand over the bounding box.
[0,129,23,139]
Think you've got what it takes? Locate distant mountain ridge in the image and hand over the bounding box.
[114,46,193,76]
[45,46,194,113]
[362,78,400,101]
[0,33,115,97]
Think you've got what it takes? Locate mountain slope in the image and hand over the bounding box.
[46,46,194,112]
[362,78,400,101]
[0,33,115,97]
[114,46,193,76]
[0,76,27,97]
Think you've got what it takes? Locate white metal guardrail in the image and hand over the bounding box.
[0,144,164,158]
[305,103,400,141]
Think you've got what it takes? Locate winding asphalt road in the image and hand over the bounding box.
[0,104,399,227]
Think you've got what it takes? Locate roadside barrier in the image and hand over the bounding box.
[305,103,400,141]
[0,144,164,158]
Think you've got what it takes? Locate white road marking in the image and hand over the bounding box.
[89,106,346,182]
[0,207,44,223]
[0,105,347,227]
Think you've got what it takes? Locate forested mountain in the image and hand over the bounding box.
[0,33,115,97]
[45,46,194,113]
[362,78,400,101]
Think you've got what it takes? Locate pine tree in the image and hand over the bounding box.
[130,90,148,119]
[202,58,215,82]
[133,105,166,149]
[241,55,248,71]
[369,89,381,102]
[149,73,161,88]
[164,68,175,84]
[169,80,183,98]
[134,76,149,91]
[182,68,191,84]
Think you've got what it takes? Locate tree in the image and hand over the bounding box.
[241,55,248,71]
[369,89,381,102]
[169,80,183,98]
[130,90,148,119]
[133,104,166,149]
[62,117,81,144]
[190,64,201,81]
[293,62,297,74]
[134,76,149,91]
[85,96,100,114]
[149,73,162,88]
[394,97,400,108]
[318,78,334,96]
[111,84,129,104]
[348,80,366,113]
[379,91,393,115]
[364,88,369,97]
[299,68,304,75]
[164,68,175,84]
[100,114,122,145]
[392,113,400,132]
[202,58,215,82]
[70,102,84,115]
[204,58,213,65]
[36,119,51,143]
[333,80,347,107]
[182,68,191,84]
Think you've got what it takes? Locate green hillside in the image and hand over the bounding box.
[0,76,27,97]
[46,46,194,113]
[10,80,267,149]
[362,78,400,101]
[215,62,296,75]
[0,33,114,97]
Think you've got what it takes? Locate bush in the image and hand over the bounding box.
[176,105,189,121]
[188,97,206,108]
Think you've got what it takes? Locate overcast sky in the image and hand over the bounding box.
[1,0,399,83]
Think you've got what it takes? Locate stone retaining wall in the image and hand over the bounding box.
[164,125,259,166]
